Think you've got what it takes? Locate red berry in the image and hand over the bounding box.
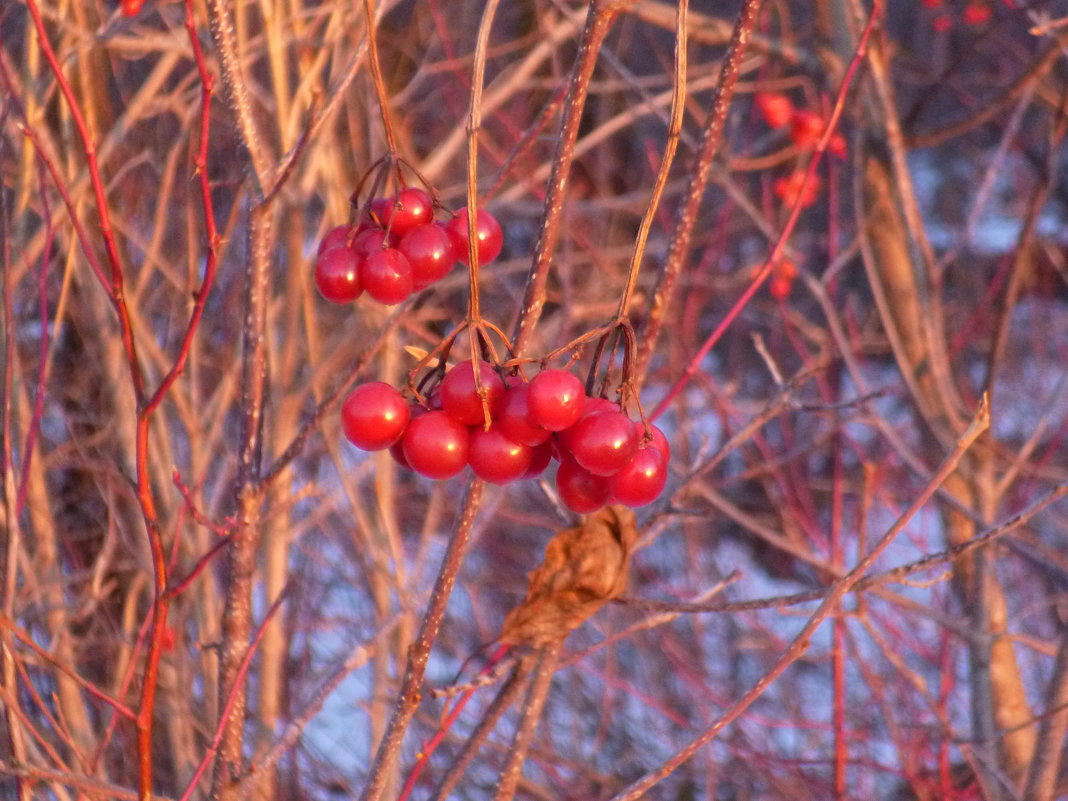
[790,110,824,150]
[352,228,393,259]
[318,224,353,255]
[556,458,611,514]
[439,360,505,427]
[399,223,457,290]
[523,440,553,478]
[755,92,794,129]
[371,188,434,238]
[931,14,952,32]
[609,446,668,507]
[774,171,821,209]
[341,382,410,450]
[498,383,552,446]
[634,421,671,461]
[402,411,469,479]
[558,396,618,454]
[444,209,503,265]
[567,410,639,476]
[963,2,991,24]
[360,248,413,305]
[468,424,532,484]
[527,370,585,432]
[315,246,363,304]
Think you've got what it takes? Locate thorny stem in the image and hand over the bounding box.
[608,395,989,801]
[633,0,761,382]
[359,481,485,801]
[649,0,882,421]
[614,0,687,320]
[364,0,399,154]
[205,0,272,187]
[211,201,274,801]
[512,0,630,357]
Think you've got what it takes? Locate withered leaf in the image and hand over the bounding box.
[499,506,639,647]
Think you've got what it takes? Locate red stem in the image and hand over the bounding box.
[143,0,221,413]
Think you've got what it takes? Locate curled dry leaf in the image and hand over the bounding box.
[499,505,639,647]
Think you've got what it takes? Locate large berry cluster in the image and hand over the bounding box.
[314,186,503,305]
[341,364,670,514]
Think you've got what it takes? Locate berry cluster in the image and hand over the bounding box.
[314,186,503,306]
[755,93,847,157]
[754,92,846,212]
[341,364,670,514]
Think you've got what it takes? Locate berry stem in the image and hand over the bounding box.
[363,0,399,156]
[615,0,688,320]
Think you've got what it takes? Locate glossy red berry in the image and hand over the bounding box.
[402,411,469,479]
[556,458,611,514]
[468,424,533,484]
[318,224,353,255]
[315,246,363,304]
[567,410,639,476]
[440,360,506,427]
[341,382,410,451]
[527,370,585,432]
[375,188,435,238]
[360,248,413,305]
[444,209,503,265]
[634,421,671,462]
[498,383,552,446]
[352,228,394,259]
[399,223,457,290]
[609,446,668,507]
[558,396,619,454]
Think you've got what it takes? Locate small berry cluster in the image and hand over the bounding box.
[755,92,846,212]
[341,364,670,514]
[924,0,992,31]
[314,186,503,305]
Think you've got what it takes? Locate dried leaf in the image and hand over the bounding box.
[499,506,639,646]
